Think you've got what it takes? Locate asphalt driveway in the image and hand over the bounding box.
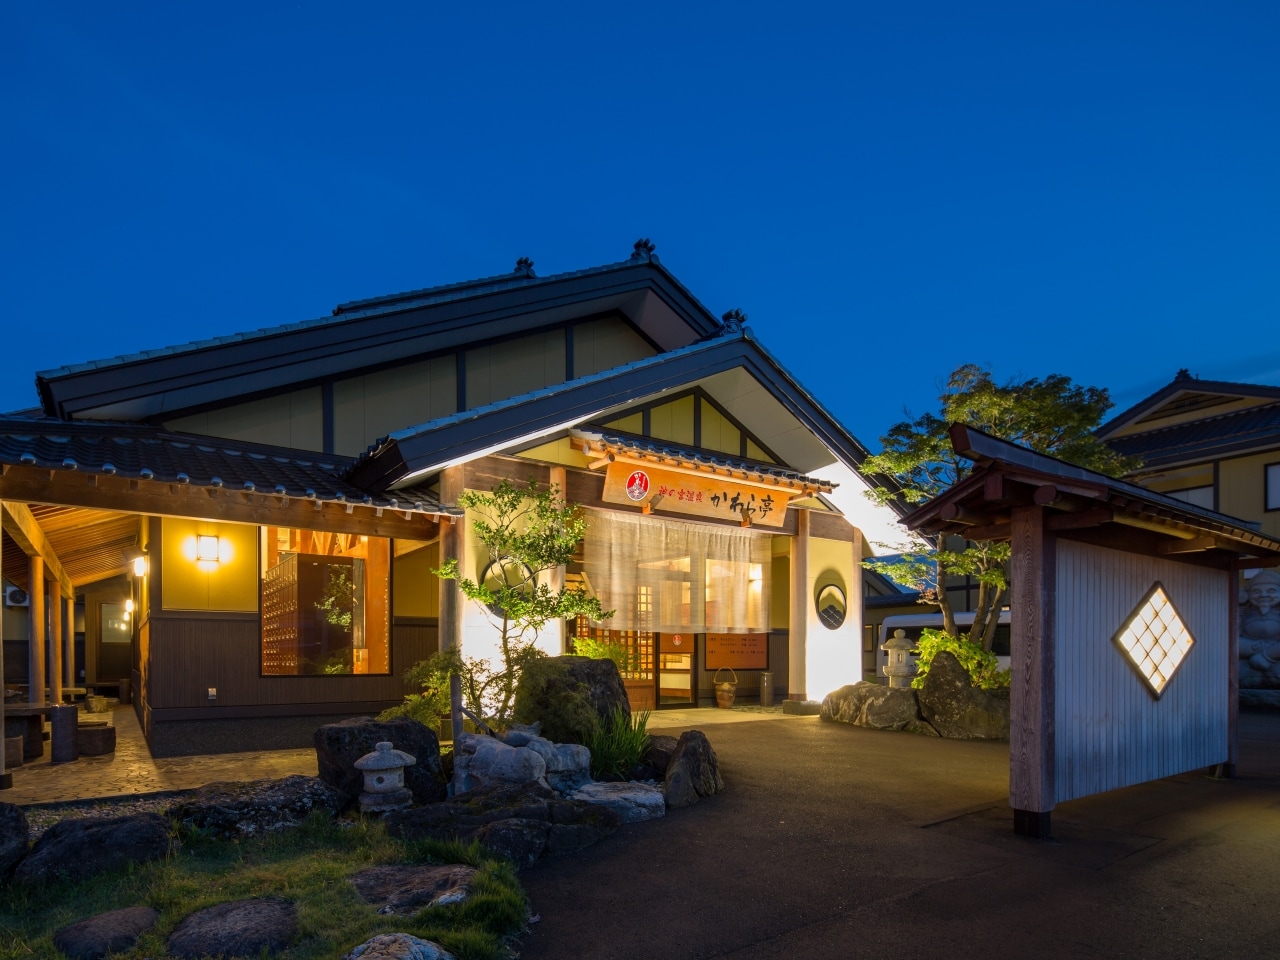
[518,712,1280,960]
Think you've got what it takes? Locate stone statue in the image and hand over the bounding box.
[1240,569,1280,688]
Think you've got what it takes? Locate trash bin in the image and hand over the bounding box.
[117,677,131,706]
[759,671,774,707]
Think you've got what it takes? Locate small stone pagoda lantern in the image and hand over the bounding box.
[353,741,417,814]
[882,629,917,689]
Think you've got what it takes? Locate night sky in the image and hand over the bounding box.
[3,3,1277,447]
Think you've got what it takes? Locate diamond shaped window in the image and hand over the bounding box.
[1112,582,1194,698]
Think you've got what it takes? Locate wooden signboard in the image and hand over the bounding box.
[705,632,769,670]
[601,460,794,527]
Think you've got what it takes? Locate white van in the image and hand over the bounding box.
[875,609,1012,681]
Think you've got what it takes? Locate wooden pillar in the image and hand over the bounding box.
[1226,571,1239,776]
[438,466,466,653]
[1009,505,1056,838]
[548,466,567,654]
[48,578,63,704]
[64,593,75,690]
[788,508,810,699]
[29,556,46,705]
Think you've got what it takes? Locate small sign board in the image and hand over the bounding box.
[705,632,769,670]
[602,461,794,527]
[659,632,692,654]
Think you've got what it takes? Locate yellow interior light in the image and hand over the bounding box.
[196,535,221,563]
[132,555,148,577]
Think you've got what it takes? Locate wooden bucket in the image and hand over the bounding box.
[713,668,738,709]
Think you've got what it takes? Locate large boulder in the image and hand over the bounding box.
[14,813,173,885]
[384,781,621,868]
[917,651,1010,741]
[346,933,456,960]
[570,782,666,822]
[314,717,446,806]
[167,897,296,959]
[513,655,629,744]
[822,682,922,730]
[53,906,159,960]
[168,775,344,838]
[0,802,28,879]
[453,735,547,794]
[663,730,724,809]
[523,736,592,793]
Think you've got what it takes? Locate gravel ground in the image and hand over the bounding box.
[20,791,196,843]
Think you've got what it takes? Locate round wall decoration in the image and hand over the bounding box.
[625,470,650,501]
[815,583,847,630]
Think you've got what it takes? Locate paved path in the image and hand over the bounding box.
[520,711,1280,960]
[3,706,315,806]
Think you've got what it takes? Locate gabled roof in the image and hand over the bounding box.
[0,414,452,516]
[35,245,723,422]
[343,328,905,513]
[1106,401,1280,469]
[1096,370,1280,440]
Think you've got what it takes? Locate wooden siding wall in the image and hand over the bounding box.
[1053,539,1229,804]
[147,616,436,712]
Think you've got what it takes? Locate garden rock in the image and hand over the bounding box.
[167,897,296,958]
[497,721,542,747]
[642,735,678,773]
[346,933,456,960]
[523,736,592,793]
[53,906,159,960]
[821,682,921,730]
[570,781,666,822]
[384,781,621,867]
[0,802,27,878]
[453,734,547,793]
[14,813,172,885]
[663,730,724,809]
[513,655,629,744]
[168,775,343,838]
[350,864,477,915]
[917,651,1010,740]
[314,716,446,807]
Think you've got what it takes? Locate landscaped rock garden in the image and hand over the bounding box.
[1,655,725,959]
[821,651,1010,740]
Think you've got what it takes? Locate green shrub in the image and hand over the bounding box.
[583,707,652,781]
[571,634,638,674]
[912,628,1010,690]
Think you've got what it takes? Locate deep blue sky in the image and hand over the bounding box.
[3,3,1277,446]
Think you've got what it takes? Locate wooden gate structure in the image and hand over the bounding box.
[903,426,1280,837]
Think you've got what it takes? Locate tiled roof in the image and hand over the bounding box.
[0,415,453,515]
[1098,375,1280,437]
[572,428,837,489]
[1106,402,1280,468]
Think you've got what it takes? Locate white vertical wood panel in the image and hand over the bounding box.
[1054,539,1228,804]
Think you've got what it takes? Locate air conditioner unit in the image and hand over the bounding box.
[4,585,30,607]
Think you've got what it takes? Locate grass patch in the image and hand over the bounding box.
[584,707,652,780]
[0,812,528,960]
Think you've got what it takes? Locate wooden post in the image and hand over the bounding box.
[29,556,46,705]
[438,466,465,653]
[1226,572,1239,776]
[1009,505,1056,838]
[48,577,63,704]
[64,592,75,690]
[788,508,810,699]
[549,466,568,654]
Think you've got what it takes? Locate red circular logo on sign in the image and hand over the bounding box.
[625,470,650,501]
[673,634,683,646]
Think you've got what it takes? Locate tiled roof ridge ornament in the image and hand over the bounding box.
[514,257,535,277]
[1175,368,1195,381]
[630,238,657,261]
[720,308,747,333]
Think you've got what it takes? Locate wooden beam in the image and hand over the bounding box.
[0,501,74,598]
[1157,535,1222,555]
[1112,513,1199,540]
[983,473,1006,502]
[0,467,439,542]
[1033,484,1060,506]
[965,522,1012,542]
[1045,508,1114,532]
[1009,504,1055,837]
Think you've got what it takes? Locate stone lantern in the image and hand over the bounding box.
[353,741,417,814]
[881,629,917,689]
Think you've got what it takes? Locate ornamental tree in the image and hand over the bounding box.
[860,363,1140,650]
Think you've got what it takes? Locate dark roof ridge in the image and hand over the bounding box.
[1097,375,1280,437]
[1109,398,1280,440]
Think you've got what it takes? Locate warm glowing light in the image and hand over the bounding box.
[132,555,148,577]
[1113,582,1195,698]
[124,598,135,613]
[196,535,221,562]
[748,563,764,583]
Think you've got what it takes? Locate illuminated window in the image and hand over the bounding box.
[1112,582,1194,698]
[260,527,390,677]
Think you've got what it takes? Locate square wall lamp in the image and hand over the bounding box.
[196,535,221,564]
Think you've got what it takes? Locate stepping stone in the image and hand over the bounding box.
[345,932,456,959]
[14,813,172,885]
[77,725,116,756]
[349,863,477,915]
[167,897,296,958]
[53,906,159,960]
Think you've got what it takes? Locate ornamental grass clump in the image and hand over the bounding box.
[584,707,652,781]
